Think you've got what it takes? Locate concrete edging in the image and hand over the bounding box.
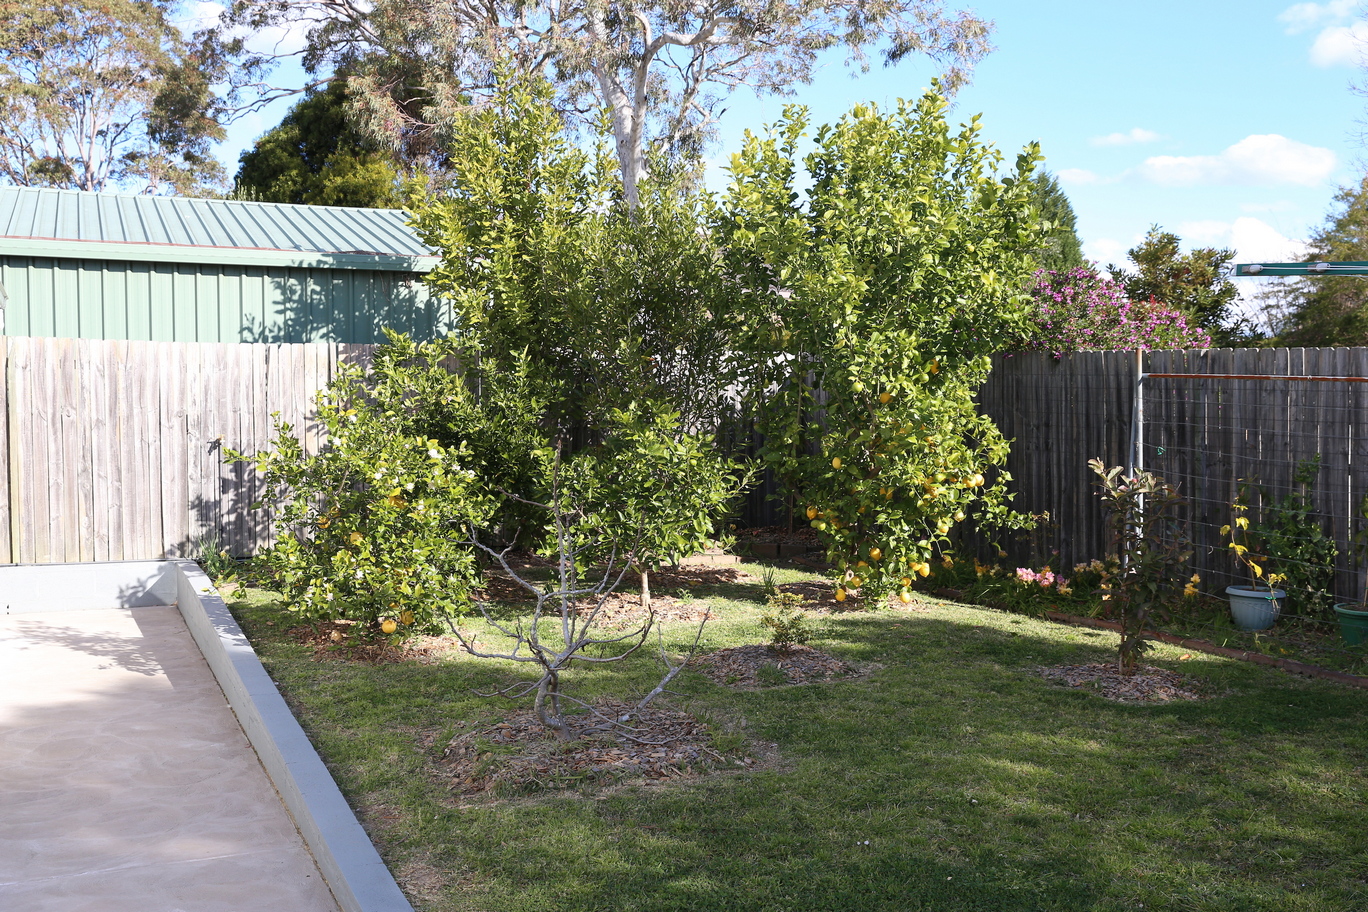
[0,559,413,912]
[170,560,413,912]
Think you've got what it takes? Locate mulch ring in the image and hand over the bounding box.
[776,580,934,613]
[437,699,755,795]
[691,644,863,687]
[287,619,440,665]
[572,592,713,629]
[1040,663,1206,704]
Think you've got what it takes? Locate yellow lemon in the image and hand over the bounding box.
[899,590,913,604]
[869,547,883,561]
[879,391,892,404]
[806,506,818,520]
[381,618,398,635]
[835,587,847,602]
[832,457,843,469]
[849,576,863,589]
[901,576,912,587]
[399,610,414,626]
[917,565,930,578]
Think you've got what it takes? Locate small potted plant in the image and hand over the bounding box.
[1222,501,1285,632]
[1332,494,1368,645]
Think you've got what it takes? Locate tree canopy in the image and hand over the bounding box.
[1271,174,1368,346]
[233,81,402,208]
[0,0,226,194]
[1028,171,1085,273]
[1108,227,1244,346]
[212,0,994,204]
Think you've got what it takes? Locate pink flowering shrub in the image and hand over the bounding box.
[1023,267,1211,353]
[1015,566,1070,594]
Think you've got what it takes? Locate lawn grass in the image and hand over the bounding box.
[227,561,1368,912]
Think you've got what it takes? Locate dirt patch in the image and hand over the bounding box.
[474,574,534,602]
[437,700,751,795]
[1040,663,1206,704]
[571,592,713,630]
[691,644,863,687]
[651,565,753,591]
[287,620,439,665]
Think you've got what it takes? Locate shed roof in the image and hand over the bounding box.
[0,187,439,272]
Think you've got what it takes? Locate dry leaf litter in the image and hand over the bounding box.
[1040,663,1205,703]
[438,699,754,794]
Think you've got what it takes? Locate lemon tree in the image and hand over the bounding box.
[721,89,1042,600]
[234,335,542,637]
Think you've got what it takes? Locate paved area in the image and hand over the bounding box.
[0,606,340,912]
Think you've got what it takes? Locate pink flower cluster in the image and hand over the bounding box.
[1016,566,1071,593]
[1023,267,1211,354]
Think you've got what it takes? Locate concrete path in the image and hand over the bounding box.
[0,606,340,912]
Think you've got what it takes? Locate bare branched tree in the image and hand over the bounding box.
[448,459,704,742]
[209,0,994,204]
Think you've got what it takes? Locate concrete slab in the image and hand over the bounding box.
[0,606,340,912]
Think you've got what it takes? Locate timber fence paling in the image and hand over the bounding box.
[0,336,371,563]
[976,347,1368,610]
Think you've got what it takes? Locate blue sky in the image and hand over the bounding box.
[209,1,1366,297]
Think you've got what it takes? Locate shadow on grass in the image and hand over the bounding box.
[229,592,1368,912]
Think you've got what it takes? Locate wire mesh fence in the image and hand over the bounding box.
[977,348,1368,670]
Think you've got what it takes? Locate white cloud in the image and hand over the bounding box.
[1310,22,1368,66]
[1057,168,1102,186]
[1083,238,1133,271]
[1278,0,1357,34]
[1137,134,1336,187]
[1279,2,1366,67]
[1090,128,1162,147]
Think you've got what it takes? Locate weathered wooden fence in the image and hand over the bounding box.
[0,336,374,564]
[7,337,1368,603]
[979,348,1368,603]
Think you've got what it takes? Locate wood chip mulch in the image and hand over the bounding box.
[437,699,753,794]
[286,619,439,665]
[1039,663,1206,704]
[650,565,751,590]
[690,644,861,687]
[571,593,713,629]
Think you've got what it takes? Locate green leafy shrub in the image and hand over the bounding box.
[1251,459,1339,618]
[232,336,508,636]
[760,591,813,653]
[1090,460,1192,674]
[720,88,1043,599]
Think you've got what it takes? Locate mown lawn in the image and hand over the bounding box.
[228,561,1368,912]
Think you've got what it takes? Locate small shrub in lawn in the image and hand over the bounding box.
[1091,459,1193,674]
[760,591,813,653]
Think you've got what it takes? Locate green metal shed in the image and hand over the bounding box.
[0,187,452,343]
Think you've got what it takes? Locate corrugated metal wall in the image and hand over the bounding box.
[0,256,454,343]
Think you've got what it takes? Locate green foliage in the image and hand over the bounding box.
[0,0,226,193]
[556,407,746,575]
[1275,174,1368,345]
[410,73,738,434]
[233,81,402,208]
[195,531,239,586]
[760,591,813,652]
[1027,171,1085,272]
[1107,226,1246,345]
[230,335,506,636]
[1090,460,1193,674]
[1243,460,1338,617]
[720,89,1043,598]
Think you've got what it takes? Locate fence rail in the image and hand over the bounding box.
[979,348,1368,607]
[0,336,374,564]
[5,336,1368,606]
